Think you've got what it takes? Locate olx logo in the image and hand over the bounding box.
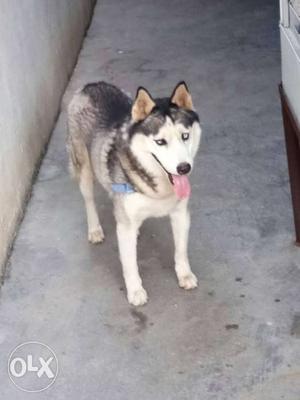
[8,342,58,392]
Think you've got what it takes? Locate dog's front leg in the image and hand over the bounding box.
[170,201,198,290]
[116,221,148,306]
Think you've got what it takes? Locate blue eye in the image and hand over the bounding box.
[154,139,167,146]
[182,132,189,141]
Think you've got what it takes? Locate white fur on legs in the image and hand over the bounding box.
[177,272,198,289]
[116,222,147,306]
[170,200,198,290]
[88,227,104,244]
[79,165,104,243]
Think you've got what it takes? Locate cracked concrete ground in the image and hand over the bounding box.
[1,1,300,399]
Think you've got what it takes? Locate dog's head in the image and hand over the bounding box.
[129,82,201,198]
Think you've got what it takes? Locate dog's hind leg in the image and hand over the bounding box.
[67,93,104,244]
[78,159,105,244]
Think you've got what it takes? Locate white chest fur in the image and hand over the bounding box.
[115,192,183,225]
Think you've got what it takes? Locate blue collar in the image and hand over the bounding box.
[111,183,135,194]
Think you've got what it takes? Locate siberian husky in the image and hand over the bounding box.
[67,81,201,306]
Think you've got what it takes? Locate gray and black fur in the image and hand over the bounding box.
[67,80,201,305]
[67,81,198,195]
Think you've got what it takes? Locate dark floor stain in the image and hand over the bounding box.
[291,314,300,338]
[225,324,239,330]
[275,298,280,303]
[235,277,243,282]
[119,286,124,291]
[240,294,245,298]
[208,290,215,296]
[130,309,147,332]
[178,371,184,375]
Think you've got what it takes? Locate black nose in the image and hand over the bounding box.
[177,162,191,175]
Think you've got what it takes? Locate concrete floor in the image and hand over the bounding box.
[1,0,300,399]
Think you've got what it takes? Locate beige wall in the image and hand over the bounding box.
[0,0,95,274]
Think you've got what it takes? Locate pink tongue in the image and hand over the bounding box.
[171,174,191,199]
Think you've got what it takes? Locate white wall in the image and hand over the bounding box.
[0,0,95,273]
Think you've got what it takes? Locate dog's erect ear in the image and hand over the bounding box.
[170,81,194,110]
[132,87,156,122]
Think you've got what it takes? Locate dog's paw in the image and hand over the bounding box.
[178,272,198,290]
[88,227,105,244]
[127,287,148,306]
